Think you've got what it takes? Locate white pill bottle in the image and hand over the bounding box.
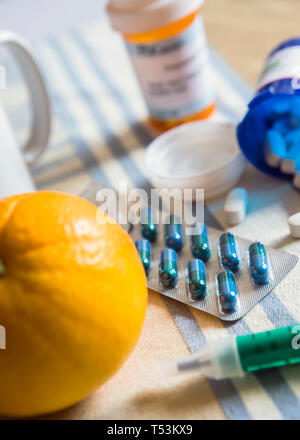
[107,0,215,131]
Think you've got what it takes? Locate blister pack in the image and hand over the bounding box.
[130,217,298,321]
[80,182,298,322]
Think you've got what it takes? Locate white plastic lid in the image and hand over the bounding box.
[107,0,204,35]
[144,121,246,200]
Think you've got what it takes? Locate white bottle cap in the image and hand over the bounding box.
[144,121,246,200]
[107,0,204,35]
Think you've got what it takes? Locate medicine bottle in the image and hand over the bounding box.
[107,0,215,130]
[238,37,300,178]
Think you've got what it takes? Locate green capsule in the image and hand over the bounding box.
[135,239,151,276]
[141,207,157,243]
[159,248,178,289]
[190,223,211,262]
[249,242,269,285]
[186,259,207,300]
[164,214,184,252]
[219,232,241,272]
[217,270,239,314]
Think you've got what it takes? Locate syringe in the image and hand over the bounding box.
[158,325,300,380]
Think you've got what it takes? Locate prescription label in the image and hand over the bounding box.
[125,17,215,120]
[257,43,300,92]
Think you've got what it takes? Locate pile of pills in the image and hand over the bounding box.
[264,100,300,189]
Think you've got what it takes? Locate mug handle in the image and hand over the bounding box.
[0,31,51,165]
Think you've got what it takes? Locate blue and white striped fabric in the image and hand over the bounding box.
[3,18,300,420]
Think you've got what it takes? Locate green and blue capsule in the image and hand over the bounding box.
[159,248,178,289]
[135,239,151,276]
[186,259,207,300]
[190,223,211,262]
[219,232,241,272]
[164,215,184,252]
[217,270,239,314]
[249,242,269,285]
[141,207,157,243]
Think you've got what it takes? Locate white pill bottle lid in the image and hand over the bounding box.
[144,121,246,200]
[107,0,204,35]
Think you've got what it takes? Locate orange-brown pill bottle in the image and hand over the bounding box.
[107,0,215,131]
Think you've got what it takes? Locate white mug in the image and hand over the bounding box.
[0,31,50,199]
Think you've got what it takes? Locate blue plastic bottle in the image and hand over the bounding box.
[238,37,300,178]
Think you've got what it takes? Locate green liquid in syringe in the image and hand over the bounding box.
[237,325,300,373]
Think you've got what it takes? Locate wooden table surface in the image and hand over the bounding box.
[203,0,300,86]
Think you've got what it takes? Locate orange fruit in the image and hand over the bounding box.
[0,191,147,417]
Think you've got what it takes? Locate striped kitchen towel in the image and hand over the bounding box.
[2,17,300,420]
